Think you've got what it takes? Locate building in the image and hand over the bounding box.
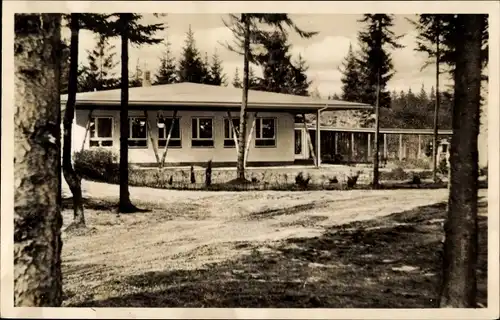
[62,80,371,167]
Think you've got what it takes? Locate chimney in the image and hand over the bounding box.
[142,70,152,87]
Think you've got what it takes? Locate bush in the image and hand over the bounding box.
[438,157,448,175]
[295,172,311,189]
[73,149,119,183]
[347,171,360,188]
[381,167,408,181]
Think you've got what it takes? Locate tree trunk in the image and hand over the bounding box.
[80,109,94,151]
[432,25,441,183]
[439,14,482,308]
[160,110,178,168]
[244,112,258,168]
[144,110,160,165]
[63,13,85,227]
[236,14,250,181]
[118,14,136,213]
[372,67,380,188]
[14,13,63,306]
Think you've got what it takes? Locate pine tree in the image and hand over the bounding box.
[287,54,311,96]
[232,67,242,88]
[201,52,212,84]
[339,43,363,102]
[154,37,177,84]
[177,25,205,83]
[79,34,119,92]
[248,66,260,89]
[209,51,226,86]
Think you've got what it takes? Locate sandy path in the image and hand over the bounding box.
[62,180,485,294]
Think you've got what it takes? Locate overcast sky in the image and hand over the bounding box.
[68,14,454,97]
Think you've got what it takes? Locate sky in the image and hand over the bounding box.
[66,14,454,98]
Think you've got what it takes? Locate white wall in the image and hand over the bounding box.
[74,109,295,164]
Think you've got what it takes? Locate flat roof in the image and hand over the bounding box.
[61,82,372,112]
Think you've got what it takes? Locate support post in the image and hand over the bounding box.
[351,132,355,162]
[226,111,239,154]
[144,110,160,165]
[399,133,403,161]
[367,132,371,159]
[383,133,387,159]
[80,109,94,152]
[417,134,422,159]
[316,109,321,167]
[301,113,316,165]
[160,110,178,168]
[244,112,258,168]
[334,131,338,154]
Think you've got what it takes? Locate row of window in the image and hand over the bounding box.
[89,116,277,148]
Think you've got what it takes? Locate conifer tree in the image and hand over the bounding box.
[232,67,242,88]
[178,25,205,83]
[209,51,226,86]
[155,37,178,84]
[287,54,311,96]
[339,43,363,102]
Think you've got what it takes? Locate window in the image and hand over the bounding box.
[224,118,240,148]
[89,117,113,147]
[128,117,147,147]
[158,117,181,148]
[255,117,276,147]
[191,118,214,147]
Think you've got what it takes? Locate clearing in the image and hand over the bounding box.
[61,180,488,308]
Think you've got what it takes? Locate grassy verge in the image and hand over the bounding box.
[64,199,487,308]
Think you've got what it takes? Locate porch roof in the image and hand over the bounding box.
[61,82,372,113]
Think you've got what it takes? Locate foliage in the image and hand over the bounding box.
[208,51,227,86]
[232,67,242,88]
[295,172,311,189]
[74,149,119,183]
[339,43,363,103]
[154,37,178,85]
[177,25,205,83]
[356,14,404,127]
[78,34,119,92]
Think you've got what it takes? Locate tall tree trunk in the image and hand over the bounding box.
[63,13,85,227]
[236,14,250,181]
[118,14,136,213]
[432,25,441,183]
[14,13,63,306]
[439,14,482,308]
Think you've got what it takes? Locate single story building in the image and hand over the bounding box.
[61,80,372,167]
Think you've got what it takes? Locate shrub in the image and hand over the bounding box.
[347,171,360,188]
[438,157,448,175]
[381,167,408,181]
[295,171,311,189]
[73,149,119,183]
[410,174,422,185]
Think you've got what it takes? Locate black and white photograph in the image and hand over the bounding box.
[1,1,498,319]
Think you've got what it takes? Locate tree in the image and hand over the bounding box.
[356,14,403,188]
[439,14,485,308]
[287,54,311,96]
[129,58,143,88]
[209,51,226,85]
[106,13,165,213]
[79,34,119,92]
[154,37,178,84]
[177,25,205,83]
[339,43,364,102]
[223,13,317,180]
[232,67,242,88]
[14,13,63,306]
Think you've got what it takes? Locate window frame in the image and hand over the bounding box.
[128,116,148,148]
[255,117,277,148]
[158,117,182,148]
[191,117,214,148]
[223,117,240,148]
[89,116,114,148]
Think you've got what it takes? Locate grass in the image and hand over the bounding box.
[60,185,488,308]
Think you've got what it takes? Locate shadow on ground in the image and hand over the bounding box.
[66,201,488,308]
[62,197,152,213]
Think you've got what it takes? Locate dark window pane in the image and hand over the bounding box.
[224,119,230,138]
[192,139,214,147]
[101,140,113,147]
[256,139,276,147]
[256,119,261,138]
[158,127,165,139]
[262,118,275,138]
[128,139,147,147]
[97,118,112,138]
[224,139,236,147]
[89,140,99,147]
[192,118,197,138]
[199,119,212,139]
[130,118,147,139]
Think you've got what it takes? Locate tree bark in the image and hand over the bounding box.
[144,110,160,165]
[14,13,63,306]
[236,14,250,181]
[301,113,316,165]
[432,23,441,183]
[63,13,85,227]
[118,14,136,213]
[372,67,380,188]
[244,112,258,168]
[80,109,94,151]
[227,111,239,154]
[439,14,482,308]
